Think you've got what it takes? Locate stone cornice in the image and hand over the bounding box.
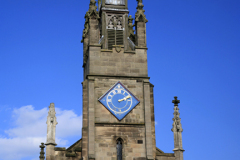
[135,46,148,50]
[101,7,129,13]
[86,74,150,80]
[95,122,145,127]
[156,153,175,157]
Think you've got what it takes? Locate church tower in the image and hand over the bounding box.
[43,1,184,160]
[81,0,154,159]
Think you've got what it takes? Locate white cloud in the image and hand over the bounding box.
[155,121,158,125]
[55,108,82,138]
[5,105,48,138]
[0,105,82,160]
[0,136,46,160]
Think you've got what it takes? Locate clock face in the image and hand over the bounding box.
[99,81,140,121]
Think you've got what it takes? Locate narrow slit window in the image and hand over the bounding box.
[116,139,122,160]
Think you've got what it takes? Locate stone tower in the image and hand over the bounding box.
[43,1,184,160]
[81,0,154,159]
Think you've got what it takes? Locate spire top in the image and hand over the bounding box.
[129,15,133,22]
[88,0,99,19]
[135,0,148,23]
[81,0,99,43]
[172,96,180,106]
[137,0,143,5]
[89,0,97,12]
[171,96,184,155]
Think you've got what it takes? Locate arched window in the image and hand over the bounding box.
[116,138,123,160]
[107,15,124,50]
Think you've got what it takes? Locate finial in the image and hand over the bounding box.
[49,103,54,108]
[128,15,133,23]
[87,0,99,19]
[172,96,180,106]
[135,0,148,23]
[136,0,144,10]
[89,0,97,10]
[39,143,45,160]
[89,0,99,18]
[81,0,99,43]
[171,96,184,156]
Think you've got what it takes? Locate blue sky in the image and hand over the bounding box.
[0,0,240,160]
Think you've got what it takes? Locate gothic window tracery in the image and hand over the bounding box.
[107,15,123,30]
[108,19,114,29]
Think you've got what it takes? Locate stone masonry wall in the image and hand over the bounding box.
[150,84,156,159]
[93,78,149,160]
[95,126,146,160]
[82,81,88,160]
[86,46,148,78]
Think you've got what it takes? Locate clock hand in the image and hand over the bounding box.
[118,95,131,102]
[118,99,124,102]
[124,95,131,100]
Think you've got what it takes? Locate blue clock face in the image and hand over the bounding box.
[99,81,140,121]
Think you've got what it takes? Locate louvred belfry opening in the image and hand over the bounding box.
[106,15,124,50]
